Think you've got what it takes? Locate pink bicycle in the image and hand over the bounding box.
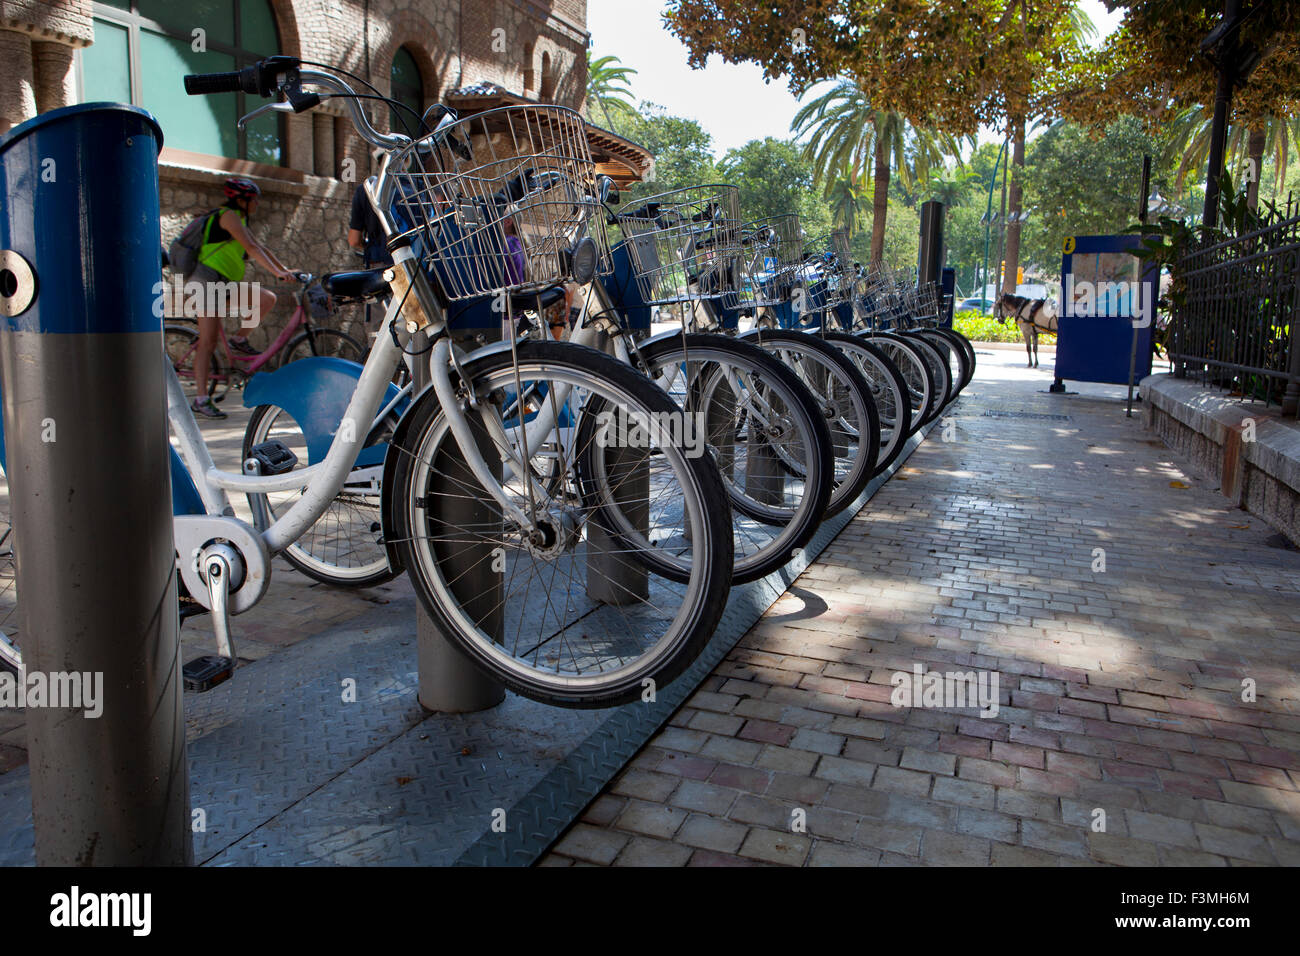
[164,271,369,401]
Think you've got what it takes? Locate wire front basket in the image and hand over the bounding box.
[612,184,744,306]
[734,214,803,310]
[798,233,859,312]
[386,105,610,302]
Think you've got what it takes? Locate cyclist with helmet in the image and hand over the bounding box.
[189,177,299,418]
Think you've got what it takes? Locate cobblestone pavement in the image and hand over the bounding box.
[542,349,1300,867]
[0,399,415,773]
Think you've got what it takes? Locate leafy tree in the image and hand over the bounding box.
[1072,1,1300,128]
[618,104,720,203]
[585,53,638,135]
[664,0,1084,135]
[1018,116,1171,272]
[718,137,815,223]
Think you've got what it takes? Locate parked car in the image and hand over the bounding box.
[956,296,994,311]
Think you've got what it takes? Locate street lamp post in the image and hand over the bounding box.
[979,138,1008,315]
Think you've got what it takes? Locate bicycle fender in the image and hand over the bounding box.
[243,357,402,465]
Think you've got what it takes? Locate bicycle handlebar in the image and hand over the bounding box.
[185,57,410,153]
[183,71,244,95]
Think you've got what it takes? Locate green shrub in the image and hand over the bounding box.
[953,309,1057,345]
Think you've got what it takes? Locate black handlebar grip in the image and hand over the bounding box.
[184,71,244,95]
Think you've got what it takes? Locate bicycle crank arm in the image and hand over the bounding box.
[174,514,270,616]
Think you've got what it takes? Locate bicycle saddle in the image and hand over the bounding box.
[321,269,390,301]
[510,285,566,313]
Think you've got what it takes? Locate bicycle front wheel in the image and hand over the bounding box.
[634,333,834,584]
[387,340,733,709]
[164,322,230,402]
[822,332,912,476]
[741,328,880,517]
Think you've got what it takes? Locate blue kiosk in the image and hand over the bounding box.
[1052,233,1157,394]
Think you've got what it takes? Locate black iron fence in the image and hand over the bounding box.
[1167,210,1300,416]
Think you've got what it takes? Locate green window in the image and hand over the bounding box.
[80,0,283,165]
[390,47,425,136]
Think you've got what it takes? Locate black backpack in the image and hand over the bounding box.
[167,210,217,277]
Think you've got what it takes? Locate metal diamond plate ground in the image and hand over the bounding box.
[0,419,935,867]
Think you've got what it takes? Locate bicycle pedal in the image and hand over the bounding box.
[248,439,299,476]
[183,654,235,692]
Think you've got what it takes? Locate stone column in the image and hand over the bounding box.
[0,29,36,134]
[312,112,335,178]
[32,41,76,114]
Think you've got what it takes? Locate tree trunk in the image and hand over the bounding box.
[1246,126,1266,210]
[1002,115,1026,296]
[870,125,889,266]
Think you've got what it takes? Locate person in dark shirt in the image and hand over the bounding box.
[348,181,392,268]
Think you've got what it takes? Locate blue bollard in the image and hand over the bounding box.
[0,103,191,865]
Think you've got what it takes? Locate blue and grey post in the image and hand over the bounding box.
[0,104,191,865]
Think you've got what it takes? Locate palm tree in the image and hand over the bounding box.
[585,53,638,135]
[1163,105,1300,210]
[791,78,964,264]
[822,165,869,236]
[921,166,980,207]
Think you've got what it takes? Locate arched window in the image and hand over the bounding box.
[80,0,284,165]
[523,42,536,93]
[390,47,425,136]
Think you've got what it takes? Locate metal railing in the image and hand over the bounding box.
[1167,209,1300,416]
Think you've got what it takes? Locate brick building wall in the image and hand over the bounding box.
[0,0,590,345]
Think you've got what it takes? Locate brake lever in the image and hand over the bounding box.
[238,100,294,130]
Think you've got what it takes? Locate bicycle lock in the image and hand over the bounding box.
[0,104,192,865]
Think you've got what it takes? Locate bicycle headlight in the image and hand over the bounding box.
[569,236,598,285]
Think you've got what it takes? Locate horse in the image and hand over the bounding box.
[996,293,1059,368]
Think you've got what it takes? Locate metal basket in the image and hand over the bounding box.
[612,184,744,306]
[735,214,803,310]
[798,233,858,311]
[386,105,609,302]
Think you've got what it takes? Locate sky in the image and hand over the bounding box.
[586,0,1125,159]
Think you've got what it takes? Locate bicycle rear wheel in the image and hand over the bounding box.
[387,340,733,709]
[278,327,367,367]
[243,404,400,587]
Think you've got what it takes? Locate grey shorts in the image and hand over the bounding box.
[179,265,258,323]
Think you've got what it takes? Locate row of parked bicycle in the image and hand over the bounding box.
[0,56,973,711]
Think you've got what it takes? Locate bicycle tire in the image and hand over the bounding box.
[860,331,937,433]
[897,332,951,422]
[821,332,913,476]
[630,333,834,584]
[164,322,230,402]
[387,339,734,709]
[911,329,966,403]
[278,328,368,367]
[938,328,978,388]
[740,327,880,517]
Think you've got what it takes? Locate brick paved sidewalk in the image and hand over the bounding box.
[542,349,1300,867]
